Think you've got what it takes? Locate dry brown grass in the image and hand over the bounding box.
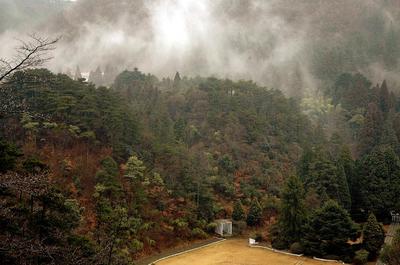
[156,239,340,265]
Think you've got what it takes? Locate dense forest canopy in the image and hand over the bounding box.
[1,1,400,265]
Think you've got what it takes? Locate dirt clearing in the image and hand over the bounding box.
[155,239,340,265]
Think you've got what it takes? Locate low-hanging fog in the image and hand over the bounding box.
[0,0,399,95]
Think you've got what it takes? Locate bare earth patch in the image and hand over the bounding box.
[156,239,339,265]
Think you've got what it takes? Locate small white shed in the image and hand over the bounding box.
[215,219,232,236]
[391,211,400,223]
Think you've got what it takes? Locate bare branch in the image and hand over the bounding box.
[0,34,60,82]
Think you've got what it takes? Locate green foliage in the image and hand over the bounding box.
[290,242,305,254]
[335,163,351,211]
[302,200,358,258]
[206,222,217,233]
[362,213,385,256]
[299,149,351,210]
[328,73,371,111]
[4,69,139,158]
[191,228,208,239]
[0,173,94,264]
[253,233,263,242]
[353,249,369,265]
[232,200,246,221]
[246,198,262,226]
[279,175,307,243]
[358,103,383,156]
[354,147,400,220]
[379,228,400,265]
[101,156,119,176]
[0,140,21,173]
[218,154,236,173]
[232,220,247,236]
[125,155,146,182]
[22,156,48,174]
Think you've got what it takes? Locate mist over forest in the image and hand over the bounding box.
[1,0,400,96]
[1,1,400,265]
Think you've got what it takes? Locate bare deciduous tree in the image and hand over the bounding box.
[0,34,59,82]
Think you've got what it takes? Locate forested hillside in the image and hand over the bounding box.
[0,68,313,263]
[1,66,400,264]
[1,1,400,265]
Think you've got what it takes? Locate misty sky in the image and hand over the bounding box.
[0,0,399,95]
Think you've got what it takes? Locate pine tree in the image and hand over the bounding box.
[89,66,103,86]
[379,114,399,152]
[302,200,357,257]
[103,64,117,86]
[74,65,82,80]
[338,146,354,194]
[357,147,400,220]
[336,163,351,211]
[358,103,383,156]
[0,140,21,173]
[297,147,315,183]
[380,80,391,114]
[307,151,339,202]
[173,71,181,89]
[279,175,307,243]
[232,199,246,221]
[363,213,385,256]
[125,155,146,182]
[174,71,181,82]
[246,198,262,226]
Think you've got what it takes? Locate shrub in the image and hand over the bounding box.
[232,220,247,235]
[323,255,340,260]
[191,228,208,239]
[363,213,384,257]
[22,156,48,173]
[130,239,144,252]
[271,238,288,250]
[246,198,263,226]
[254,233,263,242]
[206,222,217,233]
[353,249,369,265]
[290,242,304,254]
[232,200,246,221]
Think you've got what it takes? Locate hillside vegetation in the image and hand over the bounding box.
[1,68,400,264]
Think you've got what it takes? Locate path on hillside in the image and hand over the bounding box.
[376,223,399,265]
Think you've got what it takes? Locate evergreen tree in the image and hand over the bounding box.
[302,200,358,257]
[246,198,262,226]
[358,103,383,156]
[1,172,95,264]
[363,213,385,256]
[379,80,391,114]
[89,66,103,86]
[74,65,82,80]
[307,151,339,202]
[338,146,354,195]
[173,71,181,89]
[232,199,246,221]
[379,114,399,153]
[125,155,146,182]
[356,147,400,220]
[336,163,351,211]
[297,147,315,183]
[0,140,21,173]
[279,175,307,243]
[103,64,117,86]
